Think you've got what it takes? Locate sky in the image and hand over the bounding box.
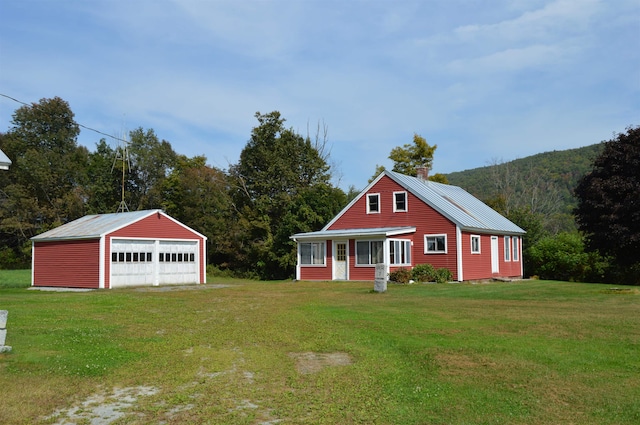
[1,0,638,191]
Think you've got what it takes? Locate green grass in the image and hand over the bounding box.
[0,269,30,288]
[0,275,638,424]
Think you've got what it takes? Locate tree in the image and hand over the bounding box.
[84,139,122,214]
[574,126,640,283]
[228,111,344,279]
[389,133,437,176]
[160,155,234,266]
[372,134,440,182]
[0,97,89,267]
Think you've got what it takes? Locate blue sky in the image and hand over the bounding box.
[1,0,638,190]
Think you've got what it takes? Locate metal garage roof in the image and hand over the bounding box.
[31,210,161,241]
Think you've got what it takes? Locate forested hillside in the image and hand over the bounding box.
[446,143,605,231]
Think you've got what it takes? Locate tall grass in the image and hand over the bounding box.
[0,277,638,424]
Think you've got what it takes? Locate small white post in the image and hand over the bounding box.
[374,263,387,293]
[0,310,11,353]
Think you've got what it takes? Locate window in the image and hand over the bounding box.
[512,236,519,261]
[112,252,118,262]
[389,240,411,265]
[425,234,447,254]
[356,240,384,265]
[300,242,325,265]
[336,243,346,262]
[367,193,380,214]
[471,235,481,254]
[504,236,511,261]
[393,191,407,212]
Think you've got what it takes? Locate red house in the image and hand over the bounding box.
[31,209,207,289]
[291,170,525,282]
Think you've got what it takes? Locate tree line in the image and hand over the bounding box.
[1,97,637,283]
[0,97,347,279]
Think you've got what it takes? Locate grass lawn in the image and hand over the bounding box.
[0,273,638,424]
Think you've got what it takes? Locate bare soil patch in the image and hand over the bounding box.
[289,351,353,374]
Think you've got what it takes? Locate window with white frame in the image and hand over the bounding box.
[512,236,519,261]
[356,240,384,265]
[389,239,411,265]
[393,191,407,212]
[504,236,511,261]
[367,193,380,214]
[300,242,325,265]
[471,235,481,254]
[425,234,447,254]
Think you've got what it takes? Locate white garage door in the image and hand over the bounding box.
[157,240,199,284]
[111,239,199,287]
[111,240,156,287]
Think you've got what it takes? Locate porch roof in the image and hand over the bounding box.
[291,226,416,241]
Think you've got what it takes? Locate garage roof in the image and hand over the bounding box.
[32,210,167,241]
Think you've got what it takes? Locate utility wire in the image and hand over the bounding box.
[1,93,130,145]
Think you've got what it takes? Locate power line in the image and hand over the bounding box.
[0,93,130,145]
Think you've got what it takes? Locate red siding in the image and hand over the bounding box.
[109,213,201,239]
[33,239,100,288]
[496,236,523,278]
[460,233,493,280]
[330,176,459,281]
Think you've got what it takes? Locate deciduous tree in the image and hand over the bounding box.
[574,126,640,283]
[229,111,344,279]
[0,97,88,267]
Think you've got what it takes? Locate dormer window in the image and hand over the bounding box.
[367,193,380,214]
[394,191,407,212]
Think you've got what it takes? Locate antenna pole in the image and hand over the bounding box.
[114,136,130,213]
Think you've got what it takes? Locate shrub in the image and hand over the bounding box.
[389,268,412,284]
[411,263,436,282]
[527,231,610,282]
[434,268,453,284]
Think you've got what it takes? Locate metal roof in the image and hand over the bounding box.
[0,148,10,170]
[291,226,416,241]
[31,210,161,241]
[386,171,525,234]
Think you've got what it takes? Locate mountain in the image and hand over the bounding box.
[445,143,605,231]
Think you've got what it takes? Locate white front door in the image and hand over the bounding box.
[491,236,499,274]
[333,241,348,280]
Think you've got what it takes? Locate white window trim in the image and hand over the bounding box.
[389,238,412,266]
[471,235,481,254]
[424,234,447,254]
[355,239,384,267]
[504,236,511,262]
[512,236,519,262]
[366,193,381,214]
[299,241,326,267]
[393,191,408,213]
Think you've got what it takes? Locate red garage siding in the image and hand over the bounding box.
[33,239,100,288]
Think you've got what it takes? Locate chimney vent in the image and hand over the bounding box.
[416,166,430,181]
